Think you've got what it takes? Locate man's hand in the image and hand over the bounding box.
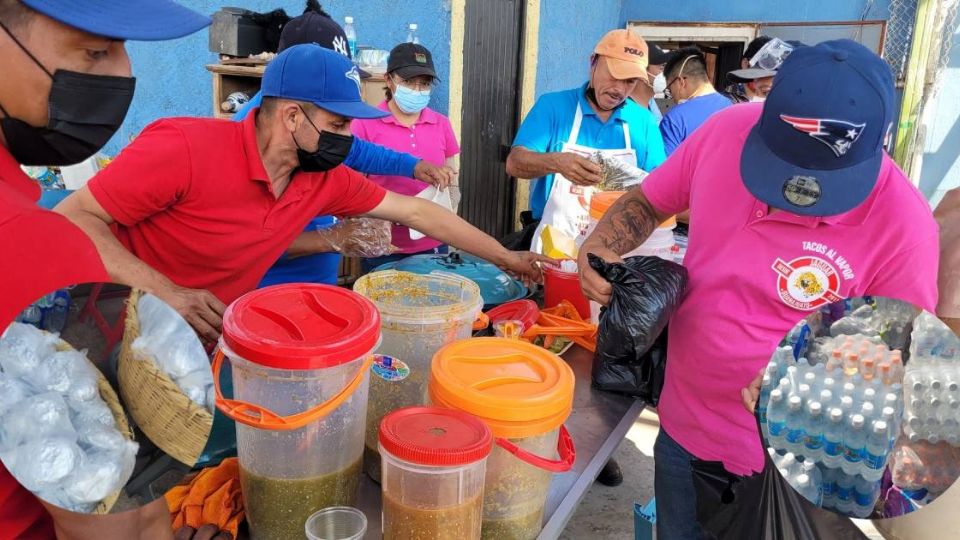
[577,247,621,306]
[174,525,233,540]
[154,286,226,343]
[554,153,602,186]
[496,251,557,287]
[413,160,455,191]
[325,218,394,257]
[741,368,765,413]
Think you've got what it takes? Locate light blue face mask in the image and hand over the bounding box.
[393,82,431,114]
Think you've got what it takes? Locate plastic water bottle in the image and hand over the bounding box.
[823,408,845,468]
[795,474,822,506]
[835,471,855,514]
[407,23,419,44]
[759,373,773,424]
[18,303,42,326]
[785,395,806,455]
[766,389,788,446]
[853,475,878,518]
[820,464,837,509]
[841,414,867,476]
[804,401,825,460]
[42,293,69,333]
[801,460,823,506]
[344,16,358,59]
[860,402,876,424]
[863,419,889,482]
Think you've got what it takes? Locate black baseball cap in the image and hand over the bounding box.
[278,10,371,78]
[648,43,675,66]
[387,43,438,80]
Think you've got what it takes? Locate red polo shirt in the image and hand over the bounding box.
[0,146,108,540]
[88,111,386,305]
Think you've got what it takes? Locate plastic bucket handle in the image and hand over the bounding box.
[494,424,576,473]
[212,348,374,431]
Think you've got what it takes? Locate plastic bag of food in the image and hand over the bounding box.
[0,322,59,378]
[0,392,76,451]
[324,217,395,257]
[890,437,960,494]
[588,254,688,403]
[592,151,649,191]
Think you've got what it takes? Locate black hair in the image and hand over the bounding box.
[743,36,773,60]
[304,0,330,18]
[0,0,33,29]
[664,46,708,82]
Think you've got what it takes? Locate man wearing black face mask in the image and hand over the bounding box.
[0,2,210,539]
[57,44,555,343]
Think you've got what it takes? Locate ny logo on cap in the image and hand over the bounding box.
[345,66,362,93]
[780,115,866,157]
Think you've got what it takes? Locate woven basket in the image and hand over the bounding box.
[51,338,134,515]
[118,289,213,466]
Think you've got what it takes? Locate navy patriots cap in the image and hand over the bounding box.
[740,39,895,216]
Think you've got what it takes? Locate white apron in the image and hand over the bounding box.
[531,104,638,254]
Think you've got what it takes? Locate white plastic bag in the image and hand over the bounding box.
[410,185,453,240]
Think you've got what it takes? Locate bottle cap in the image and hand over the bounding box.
[874,420,888,433]
[809,401,823,414]
[788,395,802,408]
[797,473,810,486]
[771,389,783,401]
[830,408,843,421]
[852,414,865,427]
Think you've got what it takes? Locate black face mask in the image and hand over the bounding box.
[293,106,354,172]
[0,20,136,166]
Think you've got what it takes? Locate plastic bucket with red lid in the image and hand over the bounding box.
[212,284,379,540]
[379,406,492,539]
[543,261,590,319]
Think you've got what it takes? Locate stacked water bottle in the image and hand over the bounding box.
[760,336,904,518]
[901,312,960,445]
[15,289,71,333]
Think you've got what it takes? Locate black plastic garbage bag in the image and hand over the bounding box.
[588,254,688,404]
[692,416,868,540]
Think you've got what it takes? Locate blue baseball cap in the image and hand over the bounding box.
[21,0,210,41]
[740,39,895,216]
[261,44,388,120]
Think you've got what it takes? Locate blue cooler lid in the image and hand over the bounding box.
[373,253,528,307]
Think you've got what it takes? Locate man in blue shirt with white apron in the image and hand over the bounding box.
[506,29,666,485]
[507,29,666,256]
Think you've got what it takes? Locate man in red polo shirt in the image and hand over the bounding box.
[0,1,210,539]
[57,44,552,343]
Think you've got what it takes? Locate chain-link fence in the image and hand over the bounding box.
[885,0,919,81]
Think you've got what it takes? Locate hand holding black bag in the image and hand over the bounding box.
[588,254,688,405]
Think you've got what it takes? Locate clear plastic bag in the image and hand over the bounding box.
[592,151,649,192]
[891,437,960,494]
[325,217,394,257]
[0,322,59,378]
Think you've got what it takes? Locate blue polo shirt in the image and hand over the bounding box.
[512,83,666,219]
[659,92,732,156]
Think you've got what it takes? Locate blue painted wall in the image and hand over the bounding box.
[106,0,452,155]
[619,0,891,23]
[535,0,623,97]
[919,22,960,205]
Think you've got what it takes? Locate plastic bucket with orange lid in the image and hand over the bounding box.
[429,337,576,540]
[212,284,379,540]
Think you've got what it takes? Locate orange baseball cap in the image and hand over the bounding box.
[593,29,649,80]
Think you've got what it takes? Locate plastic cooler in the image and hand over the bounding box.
[353,270,483,482]
[430,337,576,540]
[379,407,493,539]
[212,284,379,540]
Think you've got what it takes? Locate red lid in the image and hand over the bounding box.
[486,299,540,330]
[221,284,380,370]
[379,406,493,467]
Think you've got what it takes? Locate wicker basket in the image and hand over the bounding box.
[118,289,213,466]
[51,338,134,515]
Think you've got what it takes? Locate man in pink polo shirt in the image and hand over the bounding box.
[578,40,938,539]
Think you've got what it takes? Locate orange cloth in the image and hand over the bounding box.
[540,301,598,352]
[165,458,244,536]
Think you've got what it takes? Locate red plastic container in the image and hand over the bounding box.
[543,262,590,319]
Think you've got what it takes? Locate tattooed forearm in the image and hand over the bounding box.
[584,190,661,255]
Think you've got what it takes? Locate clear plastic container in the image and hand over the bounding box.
[430,338,576,540]
[353,270,482,482]
[212,284,380,540]
[380,407,492,539]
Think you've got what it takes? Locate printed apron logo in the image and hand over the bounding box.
[772,256,844,310]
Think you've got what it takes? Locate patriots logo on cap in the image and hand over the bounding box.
[345,66,362,93]
[780,115,866,157]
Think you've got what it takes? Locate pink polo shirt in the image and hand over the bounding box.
[641,104,939,475]
[352,102,460,253]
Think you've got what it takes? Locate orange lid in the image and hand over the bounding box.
[589,191,676,228]
[429,337,574,439]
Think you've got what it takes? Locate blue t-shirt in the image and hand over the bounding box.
[235,91,420,286]
[512,84,666,219]
[659,92,732,156]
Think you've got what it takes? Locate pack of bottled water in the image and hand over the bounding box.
[899,313,960,445]
[0,323,138,513]
[15,289,71,334]
[760,336,904,518]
